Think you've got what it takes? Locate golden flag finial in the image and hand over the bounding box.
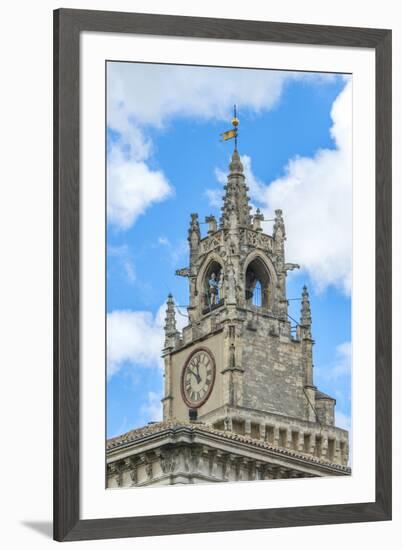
[231,104,239,128]
[220,105,239,147]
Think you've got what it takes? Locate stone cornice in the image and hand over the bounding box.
[107,420,350,475]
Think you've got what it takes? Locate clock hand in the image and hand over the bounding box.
[188,368,201,384]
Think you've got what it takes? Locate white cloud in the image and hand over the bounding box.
[107,63,338,231]
[241,155,266,199]
[335,410,351,432]
[205,169,226,208]
[155,301,188,333]
[156,235,188,266]
[205,188,222,209]
[158,236,170,246]
[327,341,352,381]
[141,391,163,423]
[107,148,173,230]
[247,80,353,294]
[107,309,164,378]
[107,64,300,128]
[107,301,188,379]
[214,167,226,186]
[107,244,136,283]
[123,261,136,283]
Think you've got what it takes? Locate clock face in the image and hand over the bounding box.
[181,348,216,408]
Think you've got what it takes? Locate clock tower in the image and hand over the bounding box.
[106,142,350,488]
[162,147,332,432]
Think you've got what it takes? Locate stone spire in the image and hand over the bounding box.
[300,285,314,399]
[273,209,287,318]
[188,212,201,268]
[220,149,252,228]
[273,209,286,243]
[188,213,200,246]
[164,294,178,348]
[300,285,312,339]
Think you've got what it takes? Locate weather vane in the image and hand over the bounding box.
[220,105,239,149]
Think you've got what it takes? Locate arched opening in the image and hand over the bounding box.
[253,280,262,307]
[245,257,270,309]
[203,260,224,311]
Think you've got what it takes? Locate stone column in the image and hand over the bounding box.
[334,438,343,464]
[245,419,251,436]
[297,431,304,452]
[286,428,292,449]
[321,433,328,459]
[273,425,280,447]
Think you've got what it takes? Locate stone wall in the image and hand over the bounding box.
[200,405,349,466]
[241,315,306,419]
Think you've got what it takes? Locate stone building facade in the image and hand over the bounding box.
[106,147,350,488]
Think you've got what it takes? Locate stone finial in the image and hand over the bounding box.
[273,209,286,241]
[300,285,312,339]
[164,294,178,346]
[205,214,217,234]
[220,149,252,228]
[253,208,264,232]
[188,213,200,248]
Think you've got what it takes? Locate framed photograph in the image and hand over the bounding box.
[54,8,392,542]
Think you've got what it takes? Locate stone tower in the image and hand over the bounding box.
[162,147,348,464]
[106,146,350,488]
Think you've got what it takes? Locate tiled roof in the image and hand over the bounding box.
[315,390,336,401]
[107,420,350,472]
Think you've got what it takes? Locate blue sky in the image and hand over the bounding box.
[106,62,352,443]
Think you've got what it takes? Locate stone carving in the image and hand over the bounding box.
[200,234,221,254]
[175,267,190,277]
[109,462,123,487]
[124,457,138,485]
[244,229,273,252]
[159,449,177,474]
[284,262,300,272]
[143,457,153,480]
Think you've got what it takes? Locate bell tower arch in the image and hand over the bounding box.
[243,252,277,311]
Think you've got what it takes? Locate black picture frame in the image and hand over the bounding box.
[54,8,392,542]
